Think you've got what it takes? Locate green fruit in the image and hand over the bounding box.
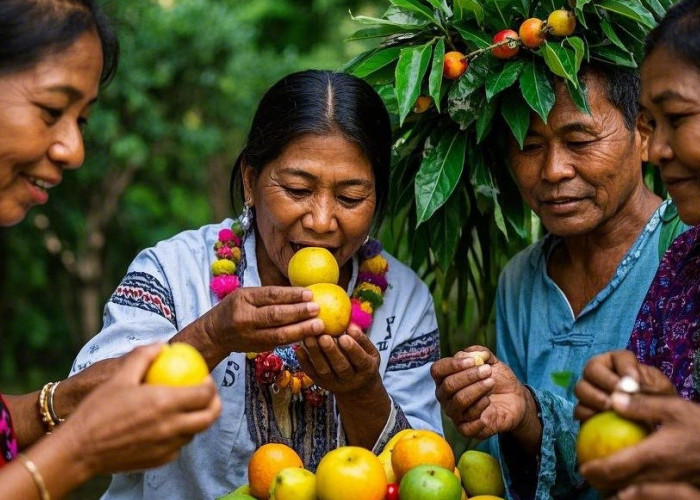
[399,465,462,500]
[457,450,505,497]
[216,484,256,499]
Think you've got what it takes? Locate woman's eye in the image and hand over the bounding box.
[78,117,89,130]
[521,143,541,152]
[568,141,591,149]
[285,187,310,198]
[338,196,364,206]
[667,113,687,128]
[41,106,63,122]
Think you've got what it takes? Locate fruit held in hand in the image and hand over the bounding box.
[399,465,462,500]
[577,411,648,464]
[443,51,468,80]
[306,282,351,336]
[519,18,546,48]
[248,443,303,500]
[269,467,316,500]
[547,9,576,36]
[288,247,339,286]
[145,342,209,386]
[315,446,386,500]
[391,429,455,481]
[457,450,505,497]
[492,29,520,59]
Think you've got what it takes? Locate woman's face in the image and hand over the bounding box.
[641,47,700,225]
[0,30,103,226]
[243,133,377,286]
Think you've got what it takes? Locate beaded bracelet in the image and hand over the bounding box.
[18,453,51,500]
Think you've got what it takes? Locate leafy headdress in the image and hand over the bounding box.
[344,0,671,341]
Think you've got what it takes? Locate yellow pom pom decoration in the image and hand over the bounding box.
[356,282,382,296]
[359,254,388,274]
[211,259,236,276]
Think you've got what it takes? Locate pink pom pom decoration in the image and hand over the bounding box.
[216,246,233,259]
[350,299,373,330]
[210,274,240,300]
[218,228,235,242]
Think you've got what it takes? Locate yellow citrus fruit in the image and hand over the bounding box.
[144,342,209,386]
[391,429,455,481]
[577,411,649,464]
[288,247,339,286]
[306,283,351,336]
[316,446,387,500]
[248,443,303,500]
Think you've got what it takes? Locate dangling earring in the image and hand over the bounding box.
[241,201,254,231]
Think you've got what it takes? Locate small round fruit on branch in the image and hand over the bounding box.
[491,29,520,59]
[443,51,469,80]
[519,18,546,49]
[546,9,576,37]
[413,95,433,113]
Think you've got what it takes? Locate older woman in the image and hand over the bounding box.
[0,0,221,498]
[72,69,442,498]
[575,0,700,498]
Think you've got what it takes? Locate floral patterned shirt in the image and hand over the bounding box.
[628,224,700,401]
[0,394,18,467]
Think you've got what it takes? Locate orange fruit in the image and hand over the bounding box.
[144,342,209,386]
[577,411,648,464]
[413,96,432,113]
[519,18,546,49]
[306,283,351,336]
[391,429,455,481]
[547,9,576,36]
[443,51,468,80]
[288,247,339,286]
[248,443,303,499]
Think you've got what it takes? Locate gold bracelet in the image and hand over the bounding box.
[38,382,55,433]
[17,453,51,500]
[47,381,65,425]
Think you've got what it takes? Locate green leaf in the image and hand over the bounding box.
[566,79,591,115]
[519,61,555,124]
[454,24,491,49]
[428,39,445,112]
[349,47,401,78]
[429,192,464,271]
[447,57,496,129]
[501,89,530,149]
[476,98,498,143]
[346,25,415,41]
[599,17,627,51]
[415,129,467,225]
[551,371,573,390]
[542,42,578,85]
[565,36,585,72]
[468,147,508,238]
[597,0,655,29]
[453,0,484,25]
[390,0,438,23]
[350,11,428,30]
[485,60,525,101]
[591,44,637,68]
[424,0,453,17]
[395,42,433,125]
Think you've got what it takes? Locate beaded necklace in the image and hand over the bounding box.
[210,221,389,406]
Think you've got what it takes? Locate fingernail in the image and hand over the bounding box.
[302,290,313,301]
[483,377,494,388]
[611,391,630,410]
[312,319,324,332]
[477,365,490,378]
[307,302,320,313]
[458,357,474,369]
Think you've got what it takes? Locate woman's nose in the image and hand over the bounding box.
[647,126,673,167]
[48,121,85,169]
[302,195,338,233]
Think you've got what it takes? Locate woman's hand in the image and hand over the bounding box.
[58,344,221,476]
[297,324,382,396]
[431,346,542,453]
[179,286,324,368]
[574,350,675,421]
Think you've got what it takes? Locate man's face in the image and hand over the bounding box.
[509,74,649,237]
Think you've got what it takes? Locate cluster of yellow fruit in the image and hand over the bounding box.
[288,247,350,336]
[219,430,506,500]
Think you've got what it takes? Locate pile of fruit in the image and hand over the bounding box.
[218,429,506,500]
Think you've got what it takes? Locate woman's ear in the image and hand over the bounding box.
[241,159,255,206]
[636,113,652,163]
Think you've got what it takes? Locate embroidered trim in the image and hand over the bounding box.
[110,272,177,327]
[386,329,440,372]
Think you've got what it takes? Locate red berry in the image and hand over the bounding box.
[492,29,520,59]
[385,483,399,500]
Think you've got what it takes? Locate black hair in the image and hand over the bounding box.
[230,69,392,224]
[0,0,119,85]
[646,0,700,72]
[581,64,640,132]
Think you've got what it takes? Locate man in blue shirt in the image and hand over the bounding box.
[432,66,684,499]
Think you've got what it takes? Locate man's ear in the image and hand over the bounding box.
[636,113,652,163]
